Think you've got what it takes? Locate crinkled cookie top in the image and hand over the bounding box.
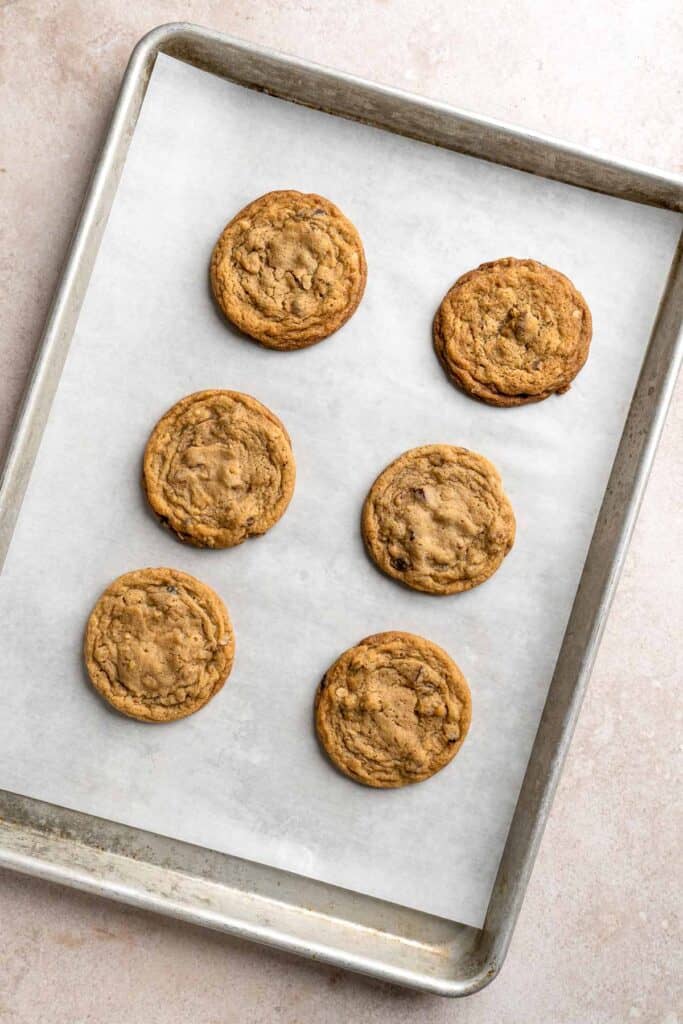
[362,444,515,595]
[210,190,367,349]
[315,631,472,788]
[434,257,592,406]
[84,567,234,722]
[144,389,295,549]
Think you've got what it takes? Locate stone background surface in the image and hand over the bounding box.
[0,2,681,1021]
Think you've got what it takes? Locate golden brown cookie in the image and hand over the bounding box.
[84,567,234,723]
[433,257,592,406]
[315,631,472,788]
[362,444,515,594]
[210,190,367,350]
[143,390,295,549]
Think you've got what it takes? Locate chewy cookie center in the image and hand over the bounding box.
[456,266,588,395]
[96,586,219,702]
[387,476,497,578]
[338,658,461,771]
[237,214,347,322]
[167,430,279,524]
[479,294,565,378]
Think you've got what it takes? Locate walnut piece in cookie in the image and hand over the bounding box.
[433,257,592,406]
[362,444,515,595]
[143,390,295,549]
[315,631,472,788]
[210,190,367,350]
[84,567,234,723]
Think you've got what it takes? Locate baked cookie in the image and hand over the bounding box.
[362,444,515,594]
[143,390,295,549]
[210,190,367,350]
[433,257,592,406]
[315,631,472,788]
[84,567,234,723]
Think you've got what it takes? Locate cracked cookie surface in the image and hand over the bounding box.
[362,444,515,594]
[84,567,234,723]
[143,390,295,549]
[433,257,592,406]
[315,631,472,788]
[210,190,367,350]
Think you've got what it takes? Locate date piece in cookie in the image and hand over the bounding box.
[433,257,592,406]
[84,567,234,723]
[143,390,295,549]
[210,190,367,350]
[362,444,515,594]
[315,631,472,788]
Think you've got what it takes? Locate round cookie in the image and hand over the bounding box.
[210,190,367,350]
[143,389,295,549]
[84,567,234,723]
[362,444,515,595]
[315,631,472,788]
[433,257,592,406]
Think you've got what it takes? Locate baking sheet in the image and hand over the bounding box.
[1,55,680,928]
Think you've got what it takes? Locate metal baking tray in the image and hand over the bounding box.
[1,22,681,997]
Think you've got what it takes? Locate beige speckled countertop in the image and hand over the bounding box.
[1,2,681,1021]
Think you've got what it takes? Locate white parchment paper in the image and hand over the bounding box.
[1,55,680,927]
